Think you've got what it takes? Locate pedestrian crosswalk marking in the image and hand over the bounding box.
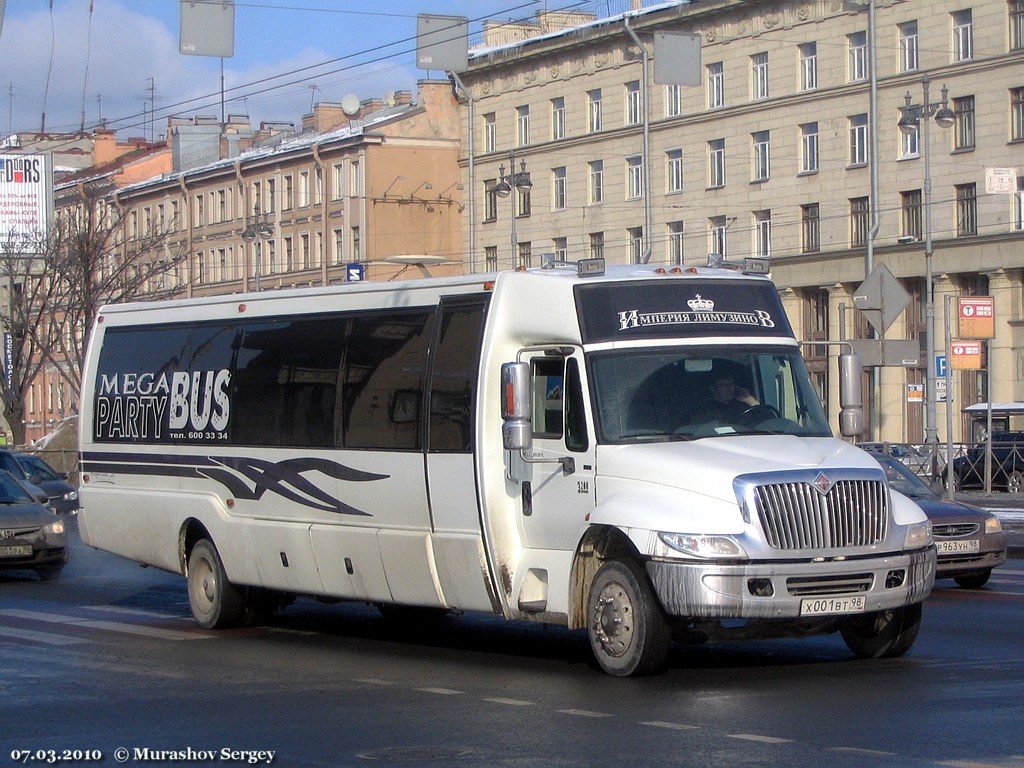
[0,607,213,644]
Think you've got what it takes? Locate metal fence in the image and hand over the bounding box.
[860,440,1024,493]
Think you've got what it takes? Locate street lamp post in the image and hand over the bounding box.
[898,75,955,477]
[241,203,274,291]
[493,155,532,267]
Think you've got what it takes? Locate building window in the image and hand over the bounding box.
[901,122,920,159]
[516,242,532,269]
[899,21,919,72]
[588,160,604,204]
[588,89,603,132]
[667,221,684,264]
[1012,1,1024,50]
[666,148,683,193]
[753,210,771,257]
[300,233,311,269]
[483,112,496,153]
[901,189,923,241]
[850,197,870,247]
[952,9,973,62]
[516,105,530,147]
[333,228,344,264]
[589,231,604,259]
[708,138,726,188]
[484,179,498,222]
[953,96,976,150]
[1013,87,1024,140]
[517,185,531,218]
[849,114,868,166]
[626,155,644,199]
[801,203,820,253]
[552,166,567,210]
[799,42,817,91]
[848,31,867,82]
[553,237,567,262]
[298,171,310,208]
[751,52,769,100]
[956,183,977,236]
[283,174,294,210]
[1015,176,1024,229]
[625,81,642,126]
[665,84,682,117]
[752,131,770,182]
[332,163,344,200]
[551,97,565,140]
[707,62,724,109]
[484,245,498,271]
[350,226,361,261]
[800,122,819,173]
[709,215,727,257]
[628,226,644,264]
[265,178,276,212]
[349,161,361,197]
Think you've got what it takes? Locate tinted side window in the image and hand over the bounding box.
[428,301,487,452]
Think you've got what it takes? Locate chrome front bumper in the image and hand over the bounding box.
[646,548,935,620]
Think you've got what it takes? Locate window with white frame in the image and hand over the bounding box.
[850,197,870,246]
[628,226,644,264]
[901,122,920,159]
[625,81,642,125]
[848,32,867,81]
[484,245,498,271]
[665,84,682,117]
[849,114,868,166]
[484,179,498,222]
[301,233,311,269]
[753,210,772,257]
[483,112,496,153]
[708,138,726,188]
[299,170,310,208]
[332,163,344,200]
[707,62,724,109]
[349,161,361,197]
[351,226,361,261]
[553,237,568,262]
[799,42,817,91]
[589,231,604,259]
[551,97,565,140]
[588,89,603,132]
[752,131,770,182]
[751,52,769,100]
[626,156,644,199]
[801,203,820,253]
[956,183,977,235]
[589,160,604,204]
[552,166,567,210]
[516,105,531,147]
[1012,0,1024,51]
[899,21,919,72]
[517,241,532,268]
[954,95,976,149]
[666,148,683,193]
[333,229,344,264]
[709,215,728,257]
[667,221,684,264]
[800,122,819,173]
[901,190,923,241]
[952,9,973,62]
[1015,176,1024,229]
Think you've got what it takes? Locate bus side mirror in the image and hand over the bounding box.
[838,352,864,437]
[501,362,533,451]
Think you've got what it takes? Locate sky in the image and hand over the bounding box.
[0,0,614,140]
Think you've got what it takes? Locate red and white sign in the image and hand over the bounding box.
[950,340,983,370]
[958,296,995,339]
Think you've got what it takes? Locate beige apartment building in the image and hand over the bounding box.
[457,0,1024,444]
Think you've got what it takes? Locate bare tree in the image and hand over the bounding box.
[0,181,188,445]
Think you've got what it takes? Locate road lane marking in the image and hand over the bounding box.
[829,747,898,756]
[483,697,534,706]
[416,687,464,695]
[0,608,214,641]
[558,709,612,718]
[0,626,87,645]
[641,721,700,731]
[728,734,793,744]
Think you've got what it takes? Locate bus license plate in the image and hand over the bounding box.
[800,595,866,616]
[936,539,980,554]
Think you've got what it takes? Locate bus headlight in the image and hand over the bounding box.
[658,532,746,559]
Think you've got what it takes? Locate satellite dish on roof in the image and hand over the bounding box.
[341,94,360,116]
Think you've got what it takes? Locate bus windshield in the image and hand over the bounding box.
[589,346,831,444]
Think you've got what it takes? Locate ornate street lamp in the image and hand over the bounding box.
[241,203,274,290]
[493,157,532,267]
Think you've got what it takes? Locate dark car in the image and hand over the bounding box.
[870,452,1007,588]
[0,470,68,580]
[951,431,1024,492]
[11,453,80,514]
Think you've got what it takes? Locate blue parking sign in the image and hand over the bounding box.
[346,263,365,282]
[935,354,946,378]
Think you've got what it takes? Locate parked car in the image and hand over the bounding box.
[951,431,1024,492]
[11,453,80,514]
[869,452,1007,588]
[0,470,68,580]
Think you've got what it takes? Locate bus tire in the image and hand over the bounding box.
[587,560,671,677]
[187,539,245,629]
[840,603,922,659]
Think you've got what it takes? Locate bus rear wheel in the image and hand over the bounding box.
[587,560,671,677]
[187,539,245,629]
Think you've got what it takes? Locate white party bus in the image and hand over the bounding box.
[78,259,935,676]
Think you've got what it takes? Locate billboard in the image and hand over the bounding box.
[0,152,51,246]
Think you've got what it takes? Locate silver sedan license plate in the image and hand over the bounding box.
[936,539,980,554]
[800,595,866,616]
[0,544,33,558]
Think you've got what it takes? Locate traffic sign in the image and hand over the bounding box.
[346,263,365,282]
[958,296,994,339]
[934,354,946,378]
[853,264,911,335]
